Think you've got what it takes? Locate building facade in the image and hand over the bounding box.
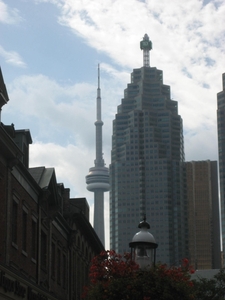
[110,35,187,266]
[217,73,225,265]
[0,68,104,300]
[186,161,221,269]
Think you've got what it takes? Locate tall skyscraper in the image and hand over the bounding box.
[110,34,187,265]
[86,65,109,246]
[217,73,225,265]
[186,160,221,269]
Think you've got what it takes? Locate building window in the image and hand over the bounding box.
[22,210,27,253]
[57,249,61,284]
[51,243,56,279]
[31,219,37,261]
[12,200,18,246]
[41,231,47,270]
[63,253,66,289]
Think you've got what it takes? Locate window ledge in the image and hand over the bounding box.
[22,250,28,257]
[12,242,18,249]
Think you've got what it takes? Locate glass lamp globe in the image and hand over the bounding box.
[129,217,158,269]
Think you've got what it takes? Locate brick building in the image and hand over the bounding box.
[0,68,104,300]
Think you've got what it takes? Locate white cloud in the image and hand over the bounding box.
[3,70,126,151]
[29,142,93,196]
[48,0,224,143]
[0,45,26,68]
[0,0,23,24]
[0,1,25,68]
[50,0,225,71]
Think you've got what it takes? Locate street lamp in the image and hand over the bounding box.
[129,216,158,269]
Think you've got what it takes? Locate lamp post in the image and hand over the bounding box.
[129,216,158,269]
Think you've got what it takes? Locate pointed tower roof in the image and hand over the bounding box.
[0,67,9,109]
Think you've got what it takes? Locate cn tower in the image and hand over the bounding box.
[86,65,109,246]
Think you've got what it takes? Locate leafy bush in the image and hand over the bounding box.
[83,250,195,300]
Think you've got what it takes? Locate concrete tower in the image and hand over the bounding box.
[86,65,109,246]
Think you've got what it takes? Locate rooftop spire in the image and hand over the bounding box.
[98,63,100,89]
[140,34,152,67]
[95,64,104,166]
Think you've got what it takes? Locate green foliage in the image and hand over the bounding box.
[82,251,195,300]
[193,269,225,300]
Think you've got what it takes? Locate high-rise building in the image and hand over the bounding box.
[110,34,187,265]
[217,73,225,265]
[86,65,109,246]
[186,160,221,269]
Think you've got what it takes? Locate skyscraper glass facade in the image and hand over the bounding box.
[217,73,225,265]
[110,60,188,265]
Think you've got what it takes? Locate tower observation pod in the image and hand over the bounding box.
[86,65,109,246]
[140,33,152,67]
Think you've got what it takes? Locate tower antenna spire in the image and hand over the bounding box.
[98,63,100,89]
[97,64,101,122]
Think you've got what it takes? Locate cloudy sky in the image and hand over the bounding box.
[1,0,225,249]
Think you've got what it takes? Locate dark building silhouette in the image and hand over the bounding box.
[186,160,221,269]
[217,73,225,266]
[110,34,187,266]
[0,68,104,300]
